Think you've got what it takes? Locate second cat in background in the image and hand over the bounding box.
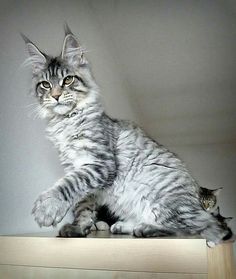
[199,187,222,212]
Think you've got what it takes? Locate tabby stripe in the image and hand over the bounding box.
[78,168,95,185]
[93,165,106,181]
[55,66,58,77]
[154,170,174,186]
[149,162,180,171]
[49,67,53,76]
[74,88,87,94]
[155,176,180,200]
[80,147,112,163]
[79,173,91,187]
[64,177,76,193]
[77,134,105,144]
[75,204,94,215]
[62,68,67,77]
[64,185,72,199]
[80,167,96,183]
[75,75,87,87]
[161,183,184,197]
[67,176,77,193]
[58,186,68,201]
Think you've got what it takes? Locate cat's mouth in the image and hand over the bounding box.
[52,101,76,115]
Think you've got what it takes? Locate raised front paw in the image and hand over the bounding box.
[32,189,70,227]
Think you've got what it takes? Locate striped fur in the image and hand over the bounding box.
[25,28,233,245]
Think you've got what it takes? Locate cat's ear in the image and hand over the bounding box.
[212,187,223,196]
[224,217,233,224]
[61,24,87,68]
[21,33,47,74]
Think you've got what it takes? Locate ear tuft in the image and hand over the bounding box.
[20,33,32,44]
[61,26,87,67]
[21,33,47,74]
[64,22,74,37]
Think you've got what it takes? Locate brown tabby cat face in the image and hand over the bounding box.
[201,196,216,210]
[199,187,222,211]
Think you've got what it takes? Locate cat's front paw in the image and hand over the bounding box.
[32,189,70,227]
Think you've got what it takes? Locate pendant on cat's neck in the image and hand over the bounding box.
[66,108,83,118]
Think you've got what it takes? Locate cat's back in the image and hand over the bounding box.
[113,118,187,173]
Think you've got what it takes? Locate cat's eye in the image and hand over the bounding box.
[41,81,51,89]
[63,76,74,86]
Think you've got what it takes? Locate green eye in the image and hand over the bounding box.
[41,81,51,89]
[63,76,74,86]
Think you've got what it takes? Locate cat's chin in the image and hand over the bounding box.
[52,104,74,115]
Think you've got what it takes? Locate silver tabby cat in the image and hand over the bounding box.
[23,26,233,245]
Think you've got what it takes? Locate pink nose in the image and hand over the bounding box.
[51,88,61,101]
[52,94,60,101]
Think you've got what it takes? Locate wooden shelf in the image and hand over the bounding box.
[0,232,235,278]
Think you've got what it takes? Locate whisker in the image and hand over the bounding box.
[27,106,40,119]
[24,102,39,108]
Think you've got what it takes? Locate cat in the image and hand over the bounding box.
[211,206,233,228]
[207,206,233,247]
[199,187,222,212]
[60,185,223,236]
[71,185,224,234]
[69,185,223,234]
[23,25,233,246]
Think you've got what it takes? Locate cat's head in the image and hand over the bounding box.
[199,187,222,211]
[22,25,99,118]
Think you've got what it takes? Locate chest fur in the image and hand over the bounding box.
[46,116,100,170]
[46,118,80,165]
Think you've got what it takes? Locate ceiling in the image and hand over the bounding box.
[87,0,236,146]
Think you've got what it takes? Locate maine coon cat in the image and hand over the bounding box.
[199,187,222,212]
[23,26,233,245]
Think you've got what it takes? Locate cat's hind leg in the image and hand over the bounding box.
[59,195,97,237]
[133,223,175,237]
[59,210,95,237]
[201,223,233,247]
[110,221,135,234]
[91,221,110,231]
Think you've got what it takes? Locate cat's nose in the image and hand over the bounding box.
[52,95,60,101]
[51,87,62,101]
